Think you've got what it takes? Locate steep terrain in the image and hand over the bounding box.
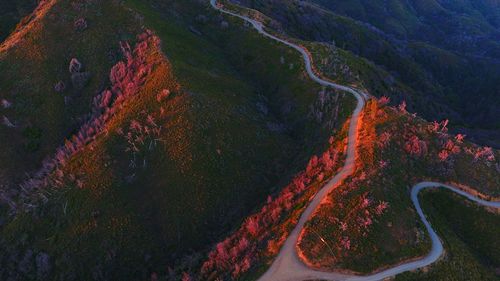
[0,0,499,281]
[230,0,500,147]
[188,2,499,281]
[298,99,500,277]
[0,0,37,42]
[0,0,354,279]
[396,188,500,281]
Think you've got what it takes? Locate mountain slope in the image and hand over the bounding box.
[0,0,355,280]
[0,1,498,281]
[298,99,499,275]
[230,0,500,147]
[0,0,37,42]
[395,188,500,281]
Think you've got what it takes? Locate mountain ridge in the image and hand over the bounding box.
[0,1,498,280]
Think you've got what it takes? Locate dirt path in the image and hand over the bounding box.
[209,1,500,280]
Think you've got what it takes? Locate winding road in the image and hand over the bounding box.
[209,1,500,280]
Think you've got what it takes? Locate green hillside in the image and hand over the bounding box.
[230,0,500,147]
[298,100,500,275]
[396,189,500,281]
[0,0,37,42]
[0,1,498,280]
[0,0,354,279]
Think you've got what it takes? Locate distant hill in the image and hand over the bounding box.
[232,0,500,147]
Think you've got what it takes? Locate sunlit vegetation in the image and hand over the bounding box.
[201,120,350,280]
[229,0,500,148]
[0,0,37,42]
[0,0,356,280]
[1,1,498,280]
[298,99,499,273]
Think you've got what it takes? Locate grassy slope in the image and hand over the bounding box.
[0,0,37,42]
[298,101,500,275]
[229,0,500,147]
[395,189,500,281]
[0,0,356,280]
[0,0,145,184]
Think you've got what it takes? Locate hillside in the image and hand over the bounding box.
[0,0,37,42]
[298,99,500,276]
[230,0,500,148]
[0,0,354,279]
[0,0,499,281]
[194,99,499,281]
[396,188,500,281]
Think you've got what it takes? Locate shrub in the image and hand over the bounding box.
[398,101,407,112]
[2,116,15,127]
[54,81,66,92]
[378,132,391,148]
[473,147,495,162]
[455,134,465,143]
[69,58,82,73]
[378,96,390,106]
[15,30,162,211]
[74,18,87,31]
[438,150,450,161]
[1,99,12,108]
[156,89,170,102]
[404,135,428,157]
[181,272,192,281]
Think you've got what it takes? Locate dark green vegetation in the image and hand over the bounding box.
[0,0,37,41]
[1,0,498,280]
[0,0,145,187]
[0,0,355,280]
[395,189,500,281]
[231,0,500,147]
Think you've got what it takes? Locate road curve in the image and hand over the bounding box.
[209,1,500,280]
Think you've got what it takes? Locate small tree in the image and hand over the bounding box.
[69,58,82,73]
[398,101,407,112]
[378,96,390,106]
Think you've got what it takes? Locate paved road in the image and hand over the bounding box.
[209,1,500,280]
